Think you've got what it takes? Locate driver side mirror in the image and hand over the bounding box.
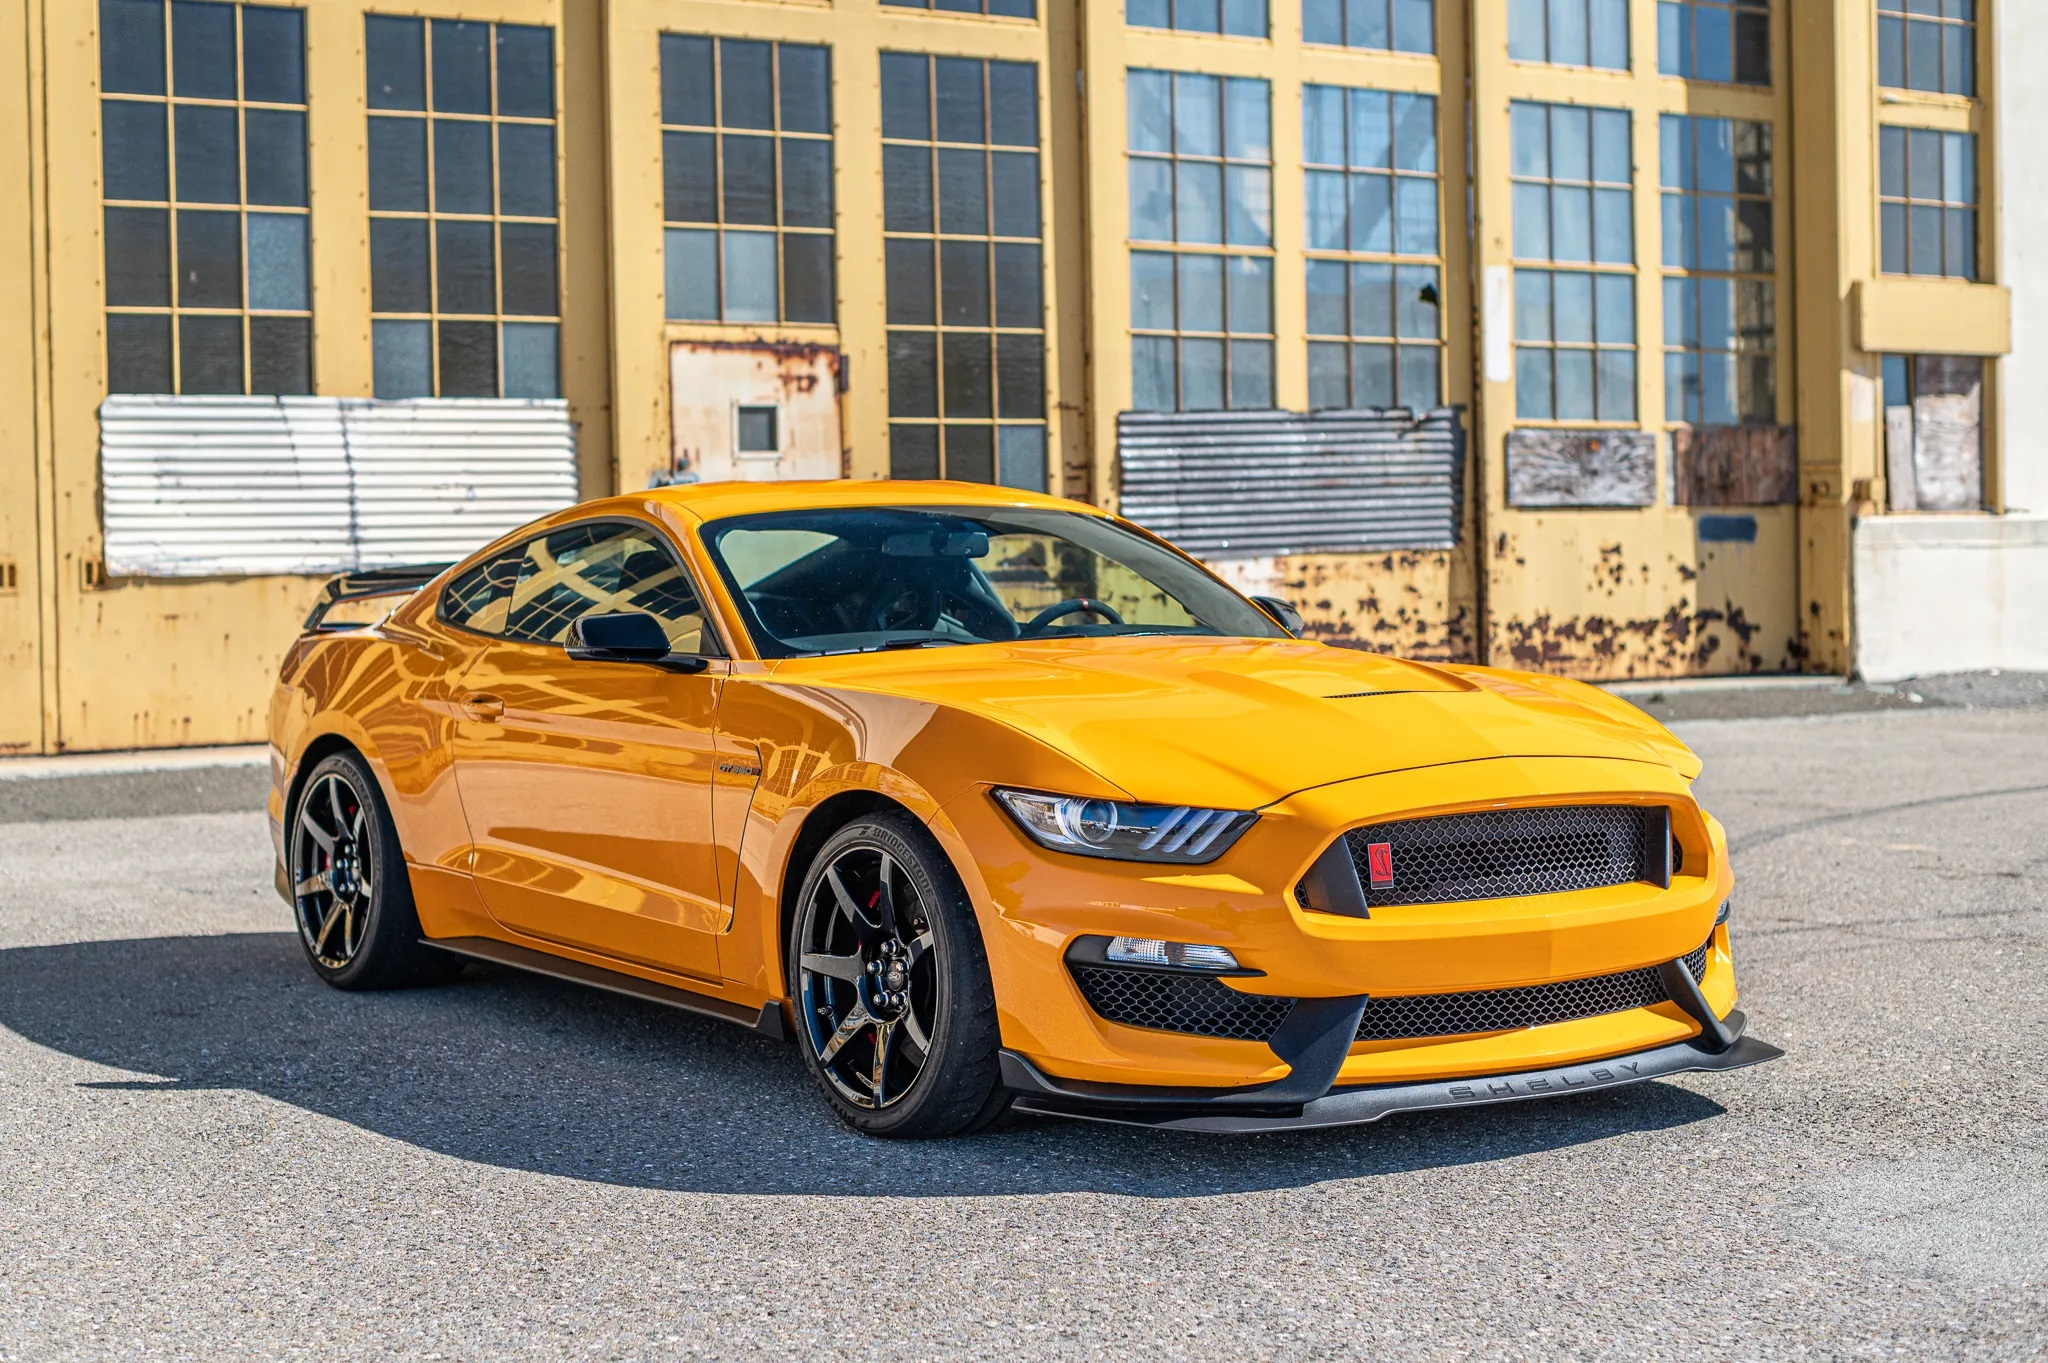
[1251,595,1305,637]
[565,611,709,673]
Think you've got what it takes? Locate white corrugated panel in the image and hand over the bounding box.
[100,395,578,577]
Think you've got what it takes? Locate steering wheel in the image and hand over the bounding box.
[1021,597,1125,636]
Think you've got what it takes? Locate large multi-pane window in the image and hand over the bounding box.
[1878,1,1974,97]
[366,17,560,400]
[884,0,1034,17]
[661,36,834,327]
[882,54,1046,488]
[1879,127,1976,279]
[1302,0,1433,52]
[99,0,310,395]
[1661,115,1775,425]
[1302,86,1441,410]
[1656,0,1768,85]
[1128,71,1273,412]
[1127,0,1264,38]
[1510,101,1635,421]
[1508,0,1628,69]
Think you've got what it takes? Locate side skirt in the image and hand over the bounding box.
[421,935,789,1041]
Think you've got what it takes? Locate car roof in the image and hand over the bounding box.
[637,479,1106,524]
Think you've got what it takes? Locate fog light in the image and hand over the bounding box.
[1105,937,1240,971]
[1714,899,1731,926]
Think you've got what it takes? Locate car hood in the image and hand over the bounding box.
[770,637,1695,809]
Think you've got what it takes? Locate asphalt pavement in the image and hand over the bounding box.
[0,696,2044,1359]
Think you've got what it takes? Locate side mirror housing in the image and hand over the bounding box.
[565,612,708,672]
[1251,594,1305,637]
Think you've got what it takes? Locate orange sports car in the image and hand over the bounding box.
[268,480,1779,1136]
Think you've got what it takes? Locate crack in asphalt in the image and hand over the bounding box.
[1729,783,2048,853]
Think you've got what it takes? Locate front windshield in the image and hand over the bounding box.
[699,505,1286,658]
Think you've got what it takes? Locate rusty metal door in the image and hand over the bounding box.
[660,341,844,487]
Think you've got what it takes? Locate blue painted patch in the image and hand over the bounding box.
[1697,514,1758,543]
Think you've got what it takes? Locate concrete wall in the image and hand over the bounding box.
[1853,513,2048,681]
[1998,3,2048,514]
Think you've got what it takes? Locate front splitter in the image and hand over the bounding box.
[1001,1019,1784,1134]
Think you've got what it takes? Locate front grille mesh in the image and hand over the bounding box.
[1353,939,1711,1042]
[1343,805,1659,908]
[1070,966,1296,1041]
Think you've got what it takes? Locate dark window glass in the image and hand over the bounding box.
[940,240,990,326]
[945,425,994,483]
[659,34,714,127]
[107,312,173,392]
[782,233,835,323]
[240,5,303,103]
[101,0,167,96]
[244,108,306,206]
[171,0,236,100]
[173,103,239,203]
[249,314,311,393]
[103,101,169,201]
[889,424,940,479]
[990,152,1039,238]
[993,243,1041,327]
[495,25,553,117]
[105,207,171,306]
[430,20,491,115]
[721,134,776,225]
[720,40,774,130]
[988,62,1037,148]
[437,320,497,396]
[996,334,1044,418]
[176,209,242,307]
[499,222,558,316]
[885,239,935,324]
[888,331,938,417]
[883,145,932,233]
[943,332,992,417]
[368,117,429,212]
[880,54,930,141]
[780,139,833,229]
[662,131,717,222]
[436,220,496,314]
[497,123,556,217]
[178,313,243,392]
[934,59,984,145]
[779,45,830,135]
[366,16,425,111]
[433,118,494,215]
[937,148,988,236]
[370,218,430,312]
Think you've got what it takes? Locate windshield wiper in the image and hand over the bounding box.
[872,636,971,651]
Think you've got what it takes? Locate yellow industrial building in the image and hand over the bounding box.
[2,0,2036,754]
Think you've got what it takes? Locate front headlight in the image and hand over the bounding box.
[992,789,1256,864]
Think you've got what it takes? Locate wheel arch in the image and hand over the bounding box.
[774,788,920,992]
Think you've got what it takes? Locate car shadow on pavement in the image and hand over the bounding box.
[0,932,1727,1197]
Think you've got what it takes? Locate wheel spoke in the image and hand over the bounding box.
[293,872,329,898]
[312,901,345,956]
[824,865,884,950]
[900,1011,931,1066]
[326,778,348,833]
[905,928,935,970]
[299,813,334,854]
[817,1001,874,1065]
[341,902,359,959]
[873,854,900,936]
[870,1018,897,1100]
[800,951,865,983]
[350,805,366,841]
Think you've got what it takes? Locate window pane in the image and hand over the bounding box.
[720,40,774,130]
[1227,255,1271,334]
[1179,0,1221,33]
[1552,270,1593,344]
[888,331,938,417]
[990,151,1039,238]
[1351,91,1392,169]
[944,425,995,485]
[173,104,239,204]
[1304,86,1344,165]
[1665,350,1695,423]
[430,20,491,115]
[172,0,236,99]
[997,426,1047,493]
[1513,268,1551,342]
[781,139,834,230]
[433,119,493,215]
[1130,251,1175,330]
[993,242,1042,327]
[1907,128,1941,200]
[1128,159,1173,242]
[1907,18,1939,91]
[178,313,243,393]
[372,318,432,397]
[366,15,424,111]
[997,335,1044,419]
[500,124,558,218]
[665,227,718,319]
[1554,348,1595,420]
[1178,253,1223,332]
[1391,0,1433,52]
[1395,264,1438,339]
[1549,106,1590,182]
[1393,94,1435,172]
[1550,184,1592,262]
[1225,165,1272,248]
[1131,336,1177,411]
[101,0,167,96]
[1510,102,1548,178]
[495,24,553,118]
[1591,109,1630,185]
[176,208,241,307]
[1909,203,1942,274]
[369,117,428,211]
[1396,176,1437,255]
[1946,207,1975,279]
[1398,344,1439,409]
[1592,187,1631,263]
[885,238,934,324]
[435,219,496,314]
[1176,161,1224,244]
[723,230,778,321]
[1944,132,1974,204]
[246,212,307,310]
[661,34,714,127]
[1224,79,1270,161]
[1596,348,1635,421]
[883,146,932,234]
[1350,172,1392,252]
[663,131,716,223]
[1352,342,1394,407]
[1508,0,1544,61]
[105,207,171,306]
[890,424,941,479]
[937,147,988,236]
[503,321,558,398]
[1305,258,1347,335]
[1590,0,1629,69]
[1595,272,1633,344]
[1698,275,1732,352]
[1128,71,1172,153]
[934,58,984,144]
[1180,337,1225,410]
[1662,192,1693,269]
[940,240,990,325]
[881,53,931,141]
[1308,341,1349,407]
[1174,74,1220,158]
[1129,0,1171,26]
[102,100,168,202]
[1733,9,1769,83]
[1513,182,1552,259]
[783,232,834,322]
[1735,198,1773,272]
[1694,3,1731,81]
[500,221,557,316]
[243,108,306,207]
[1348,0,1390,49]
[1229,339,1272,409]
[1352,260,1394,337]
[943,332,992,417]
[249,314,311,394]
[1306,171,1347,251]
[1304,0,1343,44]
[1551,0,1589,66]
[437,319,497,396]
[722,134,776,226]
[107,312,172,392]
[988,62,1038,148]
[371,217,431,312]
[1880,202,1907,274]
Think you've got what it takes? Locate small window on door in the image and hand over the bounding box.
[498,522,717,653]
[440,550,524,634]
[736,404,778,453]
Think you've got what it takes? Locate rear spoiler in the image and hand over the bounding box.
[303,563,455,632]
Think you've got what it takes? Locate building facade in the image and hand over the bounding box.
[0,0,2037,754]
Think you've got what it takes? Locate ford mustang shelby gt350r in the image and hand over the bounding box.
[269,480,1779,1137]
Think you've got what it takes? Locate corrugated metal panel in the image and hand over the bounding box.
[1116,409,1464,557]
[100,395,579,577]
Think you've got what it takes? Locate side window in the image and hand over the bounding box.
[502,522,715,653]
[440,550,523,634]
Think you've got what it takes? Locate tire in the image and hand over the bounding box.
[788,812,1010,1137]
[287,751,462,991]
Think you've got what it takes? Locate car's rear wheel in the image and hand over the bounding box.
[289,751,461,991]
[789,813,1009,1137]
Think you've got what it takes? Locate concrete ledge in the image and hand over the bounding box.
[1853,278,2013,356]
[1854,513,2048,682]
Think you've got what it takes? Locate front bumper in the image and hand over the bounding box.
[1001,1010,1782,1133]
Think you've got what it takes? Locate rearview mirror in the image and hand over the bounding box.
[1250,595,1305,637]
[565,612,708,672]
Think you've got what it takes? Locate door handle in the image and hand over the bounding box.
[462,693,505,721]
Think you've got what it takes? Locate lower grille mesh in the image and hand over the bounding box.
[1070,965,1296,1041]
[1353,940,1711,1042]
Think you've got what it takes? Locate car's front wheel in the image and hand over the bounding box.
[789,813,1009,1137]
[288,751,461,991]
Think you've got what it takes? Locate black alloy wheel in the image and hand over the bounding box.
[790,814,1007,1137]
